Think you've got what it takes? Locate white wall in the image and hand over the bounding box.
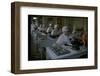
[0,0,100,76]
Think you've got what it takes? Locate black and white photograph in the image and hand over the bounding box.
[28,15,88,60]
[11,2,97,74]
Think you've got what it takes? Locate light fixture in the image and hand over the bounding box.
[33,17,37,20]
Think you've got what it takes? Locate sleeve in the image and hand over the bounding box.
[56,35,63,45]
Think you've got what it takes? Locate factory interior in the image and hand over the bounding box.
[28,15,88,60]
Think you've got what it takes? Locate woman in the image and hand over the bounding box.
[56,26,72,46]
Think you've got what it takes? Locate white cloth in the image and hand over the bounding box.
[56,34,71,46]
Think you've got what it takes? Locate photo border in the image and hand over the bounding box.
[11,2,98,74]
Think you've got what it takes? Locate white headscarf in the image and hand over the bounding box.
[62,26,69,32]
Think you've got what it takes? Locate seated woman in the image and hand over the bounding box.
[56,26,72,46]
[46,24,53,34]
[71,28,88,50]
[50,24,61,38]
[38,24,47,34]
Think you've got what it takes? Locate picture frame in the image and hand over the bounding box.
[11,2,98,74]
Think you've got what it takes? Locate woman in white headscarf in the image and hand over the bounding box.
[56,26,72,46]
[50,24,61,38]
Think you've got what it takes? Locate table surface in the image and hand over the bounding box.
[46,46,87,59]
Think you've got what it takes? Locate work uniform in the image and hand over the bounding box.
[56,33,72,46]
